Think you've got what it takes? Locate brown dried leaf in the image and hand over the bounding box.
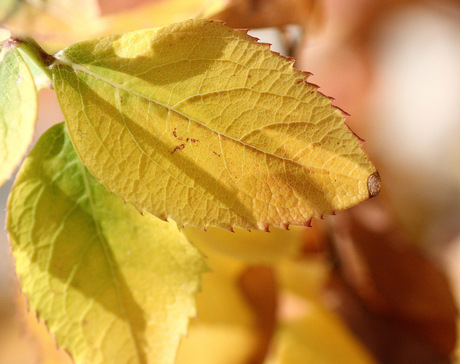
[328,200,458,363]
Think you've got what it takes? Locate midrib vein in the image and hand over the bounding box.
[80,166,144,364]
[53,56,358,181]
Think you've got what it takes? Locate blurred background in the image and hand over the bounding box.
[1,0,460,363]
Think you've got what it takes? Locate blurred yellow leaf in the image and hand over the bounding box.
[7,123,206,364]
[276,257,331,303]
[2,0,101,51]
[268,307,376,364]
[52,19,378,231]
[0,44,37,187]
[99,0,227,35]
[183,225,307,264]
[176,250,273,364]
[210,0,321,29]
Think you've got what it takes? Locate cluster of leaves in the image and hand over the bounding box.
[13,1,458,364]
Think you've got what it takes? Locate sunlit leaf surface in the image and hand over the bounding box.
[7,123,206,364]
[52,19,379,231]
[0,45,37,187]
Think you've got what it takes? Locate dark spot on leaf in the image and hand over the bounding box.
[173,128,182,140]
[367,171,381,198]
[171,144,185,154]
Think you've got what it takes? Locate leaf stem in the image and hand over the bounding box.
[9,36,54,80]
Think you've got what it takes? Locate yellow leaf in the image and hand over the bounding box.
[276,258,331,303]
[210,0,321,29]
[7,123,207,364]
[0,44,37,187]
[52,19,379,231]
[183,225,307,264]
[99,0,227,36]
[2,0,101,51]
[176,249,262,364]
[268,307,377,364]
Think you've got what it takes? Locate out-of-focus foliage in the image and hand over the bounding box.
[99,0,227,35]
[183,225,308,264]
[1,0,101,51]
[176,250,268,364]
[0,0,228,51]
[268,308,376,364]
[210,0,321,29]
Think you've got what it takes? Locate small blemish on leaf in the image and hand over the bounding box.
[367,171,381,198]
[171,144,185,154]
[213,151,221,157]
[173,128,183,140]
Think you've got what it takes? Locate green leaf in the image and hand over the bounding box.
[51,19,380,231]
[7,123,207,364]
[18,48,52,90]
[0,44,37,187]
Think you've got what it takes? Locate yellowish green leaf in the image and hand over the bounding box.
[0,44,37,187]
[0,28,12,43]
[18,48,52,90]
[52,19,379,231]
[268,307,376,364]
[7,123,207,364]
[0,0,17,22]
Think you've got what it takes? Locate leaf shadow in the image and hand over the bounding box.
[64,21,233,87]
[60,68,258,228]
[18,125,148,363]
[58,19,370,226]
